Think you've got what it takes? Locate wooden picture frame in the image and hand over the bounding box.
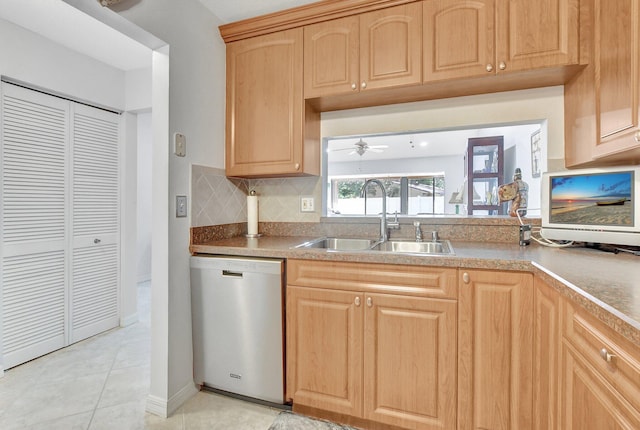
[531,130,541,178]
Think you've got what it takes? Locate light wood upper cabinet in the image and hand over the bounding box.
[304,2,422,98]
[424,0,580,82]
[457,269,533,430]
[225,28,320,177]
[286,259,457,430]
[423,0,495,81]
[565,0,640,167]
[560,298,640,429]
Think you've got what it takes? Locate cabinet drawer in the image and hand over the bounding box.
[287,259,457,299]
[562,300,640,412]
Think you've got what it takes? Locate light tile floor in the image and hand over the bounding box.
[0,281,281,429]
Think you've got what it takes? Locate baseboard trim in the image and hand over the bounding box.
[146,394,168,418]
[146,382,199,418]
[120,312,139,327]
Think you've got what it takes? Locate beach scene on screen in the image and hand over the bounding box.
[550,172,633,226]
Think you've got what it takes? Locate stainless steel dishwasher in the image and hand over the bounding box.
[190,255,285,404]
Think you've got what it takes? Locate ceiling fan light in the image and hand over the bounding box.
[100,0,124,6]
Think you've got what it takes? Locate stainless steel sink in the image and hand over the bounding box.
[293,237,378,251]
[293,237,454,255]
[372,240,455,255]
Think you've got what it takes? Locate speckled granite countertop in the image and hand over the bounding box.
[191,236,640,346]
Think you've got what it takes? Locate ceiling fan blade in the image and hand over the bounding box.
[369,148,384,153]
[368,145,388,149]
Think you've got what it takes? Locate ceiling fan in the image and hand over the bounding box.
[332,138,388,156]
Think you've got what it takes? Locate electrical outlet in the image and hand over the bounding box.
[300,196,315,212]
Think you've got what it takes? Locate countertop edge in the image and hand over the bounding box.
[190,238,640,347]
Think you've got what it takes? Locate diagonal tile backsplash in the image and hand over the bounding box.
[191,165,322,227]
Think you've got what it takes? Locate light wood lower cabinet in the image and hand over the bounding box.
[457,269,533,430]
[560,299,640,429]
[286,260,457,430]
[286,286,363,417]
[533,278,561,430]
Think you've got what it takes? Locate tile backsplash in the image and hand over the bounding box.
[191,165,322,227]
[191,165,248,227]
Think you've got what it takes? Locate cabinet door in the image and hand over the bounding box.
[304,16,359,98]
[226,28,310,177]
[70,104,120,343]
[364,293,457,430]
[360,2,423,91]
[458,269,533,430]
[593,0,640,158]
[423,0,495,82]
[286,286,363,417]
[497,0,579,73]
[533,278,561,430]
[561,342,640,429]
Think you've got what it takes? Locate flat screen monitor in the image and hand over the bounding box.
[541,166,640,246]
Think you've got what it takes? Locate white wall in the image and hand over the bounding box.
[0,17,126,110]
[137,112,153,282]
[114,0,226,413]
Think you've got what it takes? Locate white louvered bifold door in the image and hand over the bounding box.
[70,104,120,343]
[1,83,68,368]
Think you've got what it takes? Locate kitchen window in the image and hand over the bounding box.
[329,175,445,216]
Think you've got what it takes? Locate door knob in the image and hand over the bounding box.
[351,83,357,90]
[486,64,494,72]
[366,297,372,307]
[499,61,506,70]
[361,81,367,89]
[462,272,470,284]
[355,296,361,306]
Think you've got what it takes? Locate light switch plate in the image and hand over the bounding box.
[174,133,186,157]
[176,195,187,217]
[300,196,315,212]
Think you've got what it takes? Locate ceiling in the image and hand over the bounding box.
[0,0,152,71]
[0,0,320,71]
[198,0,319,24]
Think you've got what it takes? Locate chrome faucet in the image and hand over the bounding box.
[414,221,423,242]
[361,179,391,242]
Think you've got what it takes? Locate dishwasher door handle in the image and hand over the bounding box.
[222,270,244,278]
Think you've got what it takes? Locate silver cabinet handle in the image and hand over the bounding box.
[351,83,357,90]
[361,81,367,89]
[366,297,372,307]
[499,61,506,70]
[600,348,616,363]
[486,64,494,72]
[355,296,361,307]
[462,272,470,284]
[94,238,101,244]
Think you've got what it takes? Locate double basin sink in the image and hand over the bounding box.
[294,237,454,255]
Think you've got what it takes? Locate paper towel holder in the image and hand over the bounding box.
[246,190,262,238]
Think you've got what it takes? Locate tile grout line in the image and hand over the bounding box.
[84,335,124,430]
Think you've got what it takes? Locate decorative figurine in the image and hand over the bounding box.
[498,167,529,217]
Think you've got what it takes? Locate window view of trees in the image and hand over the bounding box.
[330,175,445,215]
